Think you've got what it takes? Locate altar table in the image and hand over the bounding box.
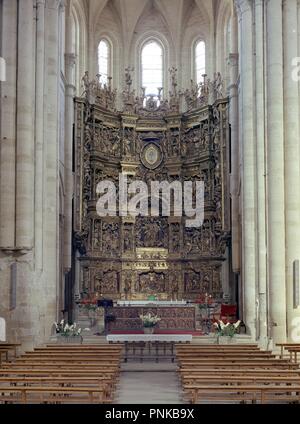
[106,334,192,362]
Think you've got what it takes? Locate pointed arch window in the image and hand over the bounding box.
[98,39,111,85]
[141,40,163,96]
[195,40,206,84]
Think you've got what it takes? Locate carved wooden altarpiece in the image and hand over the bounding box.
[74,71,231,305]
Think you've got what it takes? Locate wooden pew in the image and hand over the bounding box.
[176,343,300,403]
[175,344,260,350]
[0,376,113,393]
[1,363,120,369]
[23,352,122,358]
[41,344,123,349]
[284,347,300,363]
[178,368,300,377]
[0,344,21,364]
[28,345,122,350]
[0,343,123,404]
[41,343,123,351]
[0,349,11,365]
[0,369,118,377]
[276,343,300,359]
[181,375,300,385]
[182,384,300,404]
[177,352,275,358]
[9,356,121,364]
[0,343,21,357]
[179,363,300,370]
[178,358,294,365]
[0,385,109,404]
[0,376,117,399]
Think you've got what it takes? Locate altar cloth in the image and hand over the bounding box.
[116,300,187,306]
[106,334,192,343]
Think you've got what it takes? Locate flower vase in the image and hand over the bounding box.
[57,334,83,344]
[217,335,232,345]
[143,327,154,334]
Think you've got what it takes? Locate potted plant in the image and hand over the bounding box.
[54,319,89,344]
[213,319,241,344]
[139,313,161,334]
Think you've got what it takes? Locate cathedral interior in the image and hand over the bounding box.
[0,0,300,350]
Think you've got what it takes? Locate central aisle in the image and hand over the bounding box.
[115,362,185,404]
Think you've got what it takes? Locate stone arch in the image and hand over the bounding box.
[71,0,88,93]
[215,0,233,80]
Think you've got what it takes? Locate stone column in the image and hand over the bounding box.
[35,0,46,271]
[235,0,257,338]
[64,7,76,273]
[228,4,240,274]
[0,0,17,248]
[266,0,287,342]
[44,0,61,323]
[283,0,300,340]
[88,29,96,76]
[16,0,35,249]
[254,0,268,345]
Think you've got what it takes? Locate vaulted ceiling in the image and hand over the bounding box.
[86,0,219,39]
[71,0,230,34]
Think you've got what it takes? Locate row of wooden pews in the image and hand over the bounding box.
[0,343,124,404]
[0,343,21,365]
[176,344,300,404]
[276,343,300,362]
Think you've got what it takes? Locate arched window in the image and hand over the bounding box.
[195,40,206,84]
[141,40,163,96]
[98,39,110,85]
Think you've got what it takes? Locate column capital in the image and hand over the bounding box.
[228,53,239,66]
[283,0,297,6]
[65,52,76,67]
[234,0,252,18]
[265,0,282,5]
[46,0,65,10]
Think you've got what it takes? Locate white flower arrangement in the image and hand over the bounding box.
[139,313,161,328]
[213,320,241,337]
[54,319,90,337]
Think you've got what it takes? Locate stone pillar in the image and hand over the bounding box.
[35,0,46,271]
[64,8,76,273]
[254,0,268,346]
[88,29,96,76]
[0,0,17,248]
[44,0,61,323]
[16,0,35,249]
[228,5,240,274]
[266,0,287,342]
[235,0,257,338]
[283,0,300,340]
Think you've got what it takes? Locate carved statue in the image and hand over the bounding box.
[139,272,166,293]
[96,270,119,293]
[124,276,132,298]
[123,227,133,251]
[171,223,181,253]
[81,71,90,96]
[213,72,224,99]
[125,67,134,88]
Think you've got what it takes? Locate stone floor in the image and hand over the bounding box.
[115,362,185,404]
